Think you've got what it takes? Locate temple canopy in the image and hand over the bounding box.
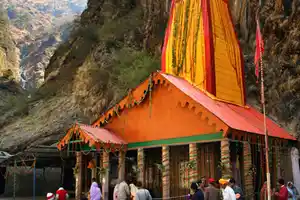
[162,0,246,106]
[57,123,127,151]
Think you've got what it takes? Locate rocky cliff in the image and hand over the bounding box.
[2,0,86,89]
[0,10,20,81]
[0,0,299,153]
[0,10,26,131]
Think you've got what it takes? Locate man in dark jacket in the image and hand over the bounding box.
[229,178,243,200]
[191,182,204,200]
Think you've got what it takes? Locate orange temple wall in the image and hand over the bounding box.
[104,83,228,143]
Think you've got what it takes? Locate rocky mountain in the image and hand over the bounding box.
[20,21,74,89]
[1,0,86,89]
[0,10,20,82]
[0,11,26,131]
[0,0,299,153]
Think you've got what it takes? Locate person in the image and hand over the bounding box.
[90,178,102,200]
[229,178,243,200]
[260,181,272,200]
[113,179,121,200]
[204,178,220,200]
[135,181,152,200]
[130,179,138,200]
[197,178,206,193]
[47,193,55,200]
[118,176,131,200]
[55,187,69,200]
[201,176,208,188]
[190,182,205,200]
[275,178,288,200]
[287,182,299,200]
[219,178,236,200]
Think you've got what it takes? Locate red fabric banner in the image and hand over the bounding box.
[255,20,264,79]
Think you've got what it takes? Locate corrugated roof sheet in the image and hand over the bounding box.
[161,73,296,140]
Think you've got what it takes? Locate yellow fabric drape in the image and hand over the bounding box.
[163,0,245,106]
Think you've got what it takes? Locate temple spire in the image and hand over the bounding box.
[162,0,246,106]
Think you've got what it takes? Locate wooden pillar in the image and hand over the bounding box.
[189,143,198,183]
[75,152,82,200]
[137,148,145,184]
[221,139,232,178]
[243,142,253,197]
[92,168,97,180]
[162,145,170,200]
[102,151,110,200]
[98,151,103,183]
[118,150,126,181]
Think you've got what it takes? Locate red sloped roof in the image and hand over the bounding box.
[57,124,127,151]
[161,73,296,140]
[79,124,127,144]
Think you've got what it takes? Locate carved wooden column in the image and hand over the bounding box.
[243,142,253,197]
[221,138,232,178]
[118,150,126,181]
[75,152,82,200]
[102,151,110,200]
[137,148,145,184]
[189,143,198,183]
[162,145,170,200]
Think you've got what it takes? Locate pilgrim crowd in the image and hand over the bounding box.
[44,176,299,200]
[189,177,299,200]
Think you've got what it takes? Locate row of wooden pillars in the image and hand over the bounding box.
[137,139,254,199]
[75,151,126,200]
[74,139,254,200]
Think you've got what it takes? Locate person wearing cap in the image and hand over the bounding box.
[229,178,243,200]
[219,178,236,200]
[190,182,205,200]
[47,193,55,200]
[204,178,220,200]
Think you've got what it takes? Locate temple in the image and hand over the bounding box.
[57,0,297,200]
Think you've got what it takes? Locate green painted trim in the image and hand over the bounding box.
[127,132,223,149]
[68,140,84,144]
[65,132,223,151]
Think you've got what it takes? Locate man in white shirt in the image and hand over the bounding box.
[117,176,131,200]
[219,179,236,200]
